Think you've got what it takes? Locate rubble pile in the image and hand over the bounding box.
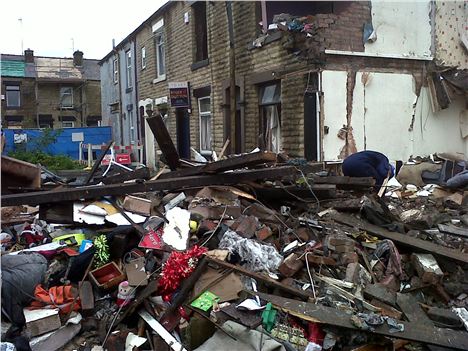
[1,121,468,351]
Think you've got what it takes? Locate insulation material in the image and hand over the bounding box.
[364,1,432,59]
[162,207,190,251]
[219,230,282,273]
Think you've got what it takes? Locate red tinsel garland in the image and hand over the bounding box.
[158,245,207,298]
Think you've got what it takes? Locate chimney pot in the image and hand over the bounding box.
[73,50,84,66]
[24,49,34,63]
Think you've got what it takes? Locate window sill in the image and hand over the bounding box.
[153,75,166,84]
[191,59,209,71]
[60,106,74,110]
[6,106,21,110]
[126,87,133,93]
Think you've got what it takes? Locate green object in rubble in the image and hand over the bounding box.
[262,302,277,332]
[191,291,220,311]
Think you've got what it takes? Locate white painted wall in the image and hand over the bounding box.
[139,98,156,170]
[322,70,468,162]
[365,1,432,59]
[321,70,348,160]
[352,72,415,161]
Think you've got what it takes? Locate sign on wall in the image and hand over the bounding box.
[168,82,190,108]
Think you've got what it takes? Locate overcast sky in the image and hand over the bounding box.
[0,0,168,60]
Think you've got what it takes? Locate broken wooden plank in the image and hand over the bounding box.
[205,256,311,300]
[312,175,375,189]
[396,292,433,326]
[158,151,278,179]
[256,292,468,350]
[333,213,468,264]
[364,284,397,307]
[101,167,151,185]
[83,140,114,185]
[437,224,468,239]
[2,166,298,207]
[146,114,180,170]
[138,309,188,351]
[1,155,41,194]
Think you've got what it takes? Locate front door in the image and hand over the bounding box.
[176,108,190,159]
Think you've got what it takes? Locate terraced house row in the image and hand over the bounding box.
[100,0,467,170]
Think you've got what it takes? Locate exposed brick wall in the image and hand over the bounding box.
[135,0,428,160]
[1,78,36,128]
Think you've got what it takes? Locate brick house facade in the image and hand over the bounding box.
[100,1,467,169]
[1,50,101,129]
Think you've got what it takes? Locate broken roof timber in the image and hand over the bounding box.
[1,166,298,207]
[333,213,468,265]
[257,292,468,350]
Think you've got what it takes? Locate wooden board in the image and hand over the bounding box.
[256,292,468,350]
[2,166,298,207]
[333,213,468,265]
[396,293,433,326]
[437,224,468,239]
[146,115,180,170]
[158,151,278,179]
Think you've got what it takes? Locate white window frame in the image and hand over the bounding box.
[152,18,166,84]
[62,121,75,128]
[125,50,133,88]
[60,87,74,109]
[113,58,119,84]
[6,85,20,107]
[141,47,146,69]
[198,97,212,154]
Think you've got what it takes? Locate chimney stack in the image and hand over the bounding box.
[73,50,83,67]
[24,49,34,63]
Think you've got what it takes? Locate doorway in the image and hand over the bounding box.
[176,108,190,159]
[304,72,320,161]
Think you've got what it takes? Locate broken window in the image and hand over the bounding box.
[86,116,102,127]
[259,82,281,153]
[5,115,23,129]
[153,19,166,80]
[38,114,53,129]
[193,1,208,63]
[60,87,73,108]
[198,96,212,153]
[113,58,118,84]
[6,85,20,108]
[61,116,76,128]
[141,47,146,69]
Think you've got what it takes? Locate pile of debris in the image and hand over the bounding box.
[1,117,467,351]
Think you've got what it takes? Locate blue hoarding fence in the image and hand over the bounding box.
[3,127,113,160]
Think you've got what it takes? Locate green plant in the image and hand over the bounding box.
[8,150,83,171]
[93,235,110,268]
[32,128,62,150]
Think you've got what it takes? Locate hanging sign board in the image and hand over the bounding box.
[169,81,190,108]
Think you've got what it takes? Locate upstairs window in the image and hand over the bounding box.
[6,85,20,107]
[193,1,208,62]
[152,19,166,81]
[125,50,132,88]
[198,97,212,153]
[259,82,281,153]
[141,47,147,69]
[60,87,73,108]
[113,58,118,83]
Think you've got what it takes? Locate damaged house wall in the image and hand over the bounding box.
[434,0,468,69]
[364,1,433,59]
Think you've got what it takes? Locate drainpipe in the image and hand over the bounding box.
[116,51,124,145]
[133,39,140,143]
[226,1,236,154]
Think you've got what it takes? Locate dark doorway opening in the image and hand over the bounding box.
[304,73,319,161]
[176,108,190,159]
